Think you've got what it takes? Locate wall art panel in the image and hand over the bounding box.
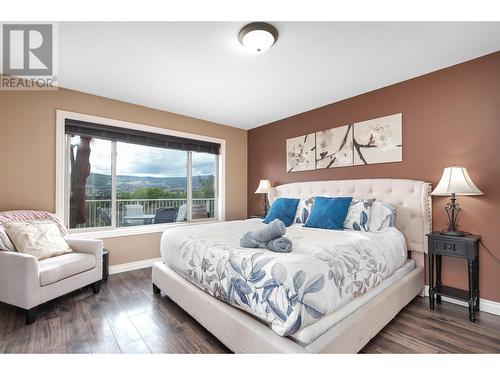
[286,133,316,172]
[316,124,353,169]
[353,113,402,165]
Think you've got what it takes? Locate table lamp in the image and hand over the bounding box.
[255,179,272,216]
[431,166,483,236]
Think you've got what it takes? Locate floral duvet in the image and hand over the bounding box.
[160,219,407,336]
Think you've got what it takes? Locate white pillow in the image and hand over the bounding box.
[3,220,73,260]
[293,197,315,224]
[368,202,396,231]
[344,198,376,231]
[0,226,16,251]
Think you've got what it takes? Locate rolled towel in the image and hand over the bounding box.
[240,231,261,248]
[266,236,293,253]
[250,219,286,243]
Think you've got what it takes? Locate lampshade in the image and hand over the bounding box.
[255,179,272,194]
[431,167,483,196]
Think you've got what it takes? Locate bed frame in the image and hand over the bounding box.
[152,178,432,353]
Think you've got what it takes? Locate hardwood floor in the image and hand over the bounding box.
[1,267,499,354]
[0,268,229,354]
[362,297,500,353]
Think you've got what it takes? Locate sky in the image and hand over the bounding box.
[73,137,216,177]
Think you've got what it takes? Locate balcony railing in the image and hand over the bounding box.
[74,198,216,229]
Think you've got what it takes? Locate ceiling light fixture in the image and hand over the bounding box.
[238,22,278,54]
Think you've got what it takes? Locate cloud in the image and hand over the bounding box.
[117,142,187,177]
[193,153,216,176]
[86,137,215,177]
[87,138,111,174]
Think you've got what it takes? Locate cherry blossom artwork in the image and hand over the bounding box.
[286,133,316,172]
[315,124,353,169]
[286,113,402,173]
[353,113,402,165]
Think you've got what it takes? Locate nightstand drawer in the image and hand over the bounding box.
[433,239,467,256]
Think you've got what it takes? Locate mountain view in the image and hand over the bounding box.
[85,173,213,199]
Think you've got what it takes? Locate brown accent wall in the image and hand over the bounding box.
[248,52,500,303]
[0,85,247,266]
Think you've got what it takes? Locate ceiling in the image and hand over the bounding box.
[54,22,500,129]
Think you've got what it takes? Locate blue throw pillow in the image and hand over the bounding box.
[263,198,300,227]
[304,196,353,230]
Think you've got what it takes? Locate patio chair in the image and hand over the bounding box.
[154,207,179,224]
[96,207,111,226]
[175,203,209,222]
[124,204,145,226]
[176,204,187,222]
[192,203,209,220]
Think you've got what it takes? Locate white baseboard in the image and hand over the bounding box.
[109,257,162,275]
[424,285,500,316]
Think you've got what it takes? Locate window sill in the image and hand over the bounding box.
[66,219,220,240]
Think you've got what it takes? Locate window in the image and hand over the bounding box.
[63,116,221,231]
[191,151,217,220]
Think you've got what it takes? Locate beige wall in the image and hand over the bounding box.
[0,84,247,265]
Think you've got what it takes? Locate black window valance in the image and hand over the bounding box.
[65,119,220,155]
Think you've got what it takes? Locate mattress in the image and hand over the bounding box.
[160,219,407,336]
[291,258,415,345]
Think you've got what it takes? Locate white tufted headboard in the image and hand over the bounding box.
[268,179,432,257]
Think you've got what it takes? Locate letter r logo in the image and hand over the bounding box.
[2,24,53,76]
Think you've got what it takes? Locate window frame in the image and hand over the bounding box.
[56,110,225,238]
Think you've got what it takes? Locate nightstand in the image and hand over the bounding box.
[426,232,480,321]
[102,248,110,282]
[248,215,265,219]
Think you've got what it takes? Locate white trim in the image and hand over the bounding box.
[424,285,500,316]
[66,219,219,239]
[111,141,117,227]
[214,154,220,220]
[109,257,162,275]
[55,110,66,219]
[55,109,226,232]
[64,135,71,227]
[187,151,193,222]
[56,109,226,145]
[218,140,225,221]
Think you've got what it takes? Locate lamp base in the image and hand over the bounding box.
[440,229,466,237]
[441,194,465,237]
[262,194,269,217]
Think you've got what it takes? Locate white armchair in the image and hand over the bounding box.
[0,237,103,324]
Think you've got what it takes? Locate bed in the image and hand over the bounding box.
[152,178,431,353]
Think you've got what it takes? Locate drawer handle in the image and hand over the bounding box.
[446,244,453,250]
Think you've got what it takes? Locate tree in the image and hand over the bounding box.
[193,175,214,198]
[117,187,187,200]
